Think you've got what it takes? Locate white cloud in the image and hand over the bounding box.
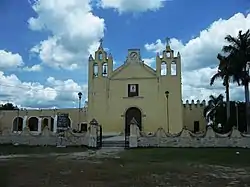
[28,0,105,70]
[143,58,155,66]
[23,64,42,72]
[0,71,87,108]
[144,13,250,102]
[98,0,166,13]
[0,50,24,69]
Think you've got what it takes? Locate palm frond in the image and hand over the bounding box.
[210,72,222,86]
[224,35,241,47]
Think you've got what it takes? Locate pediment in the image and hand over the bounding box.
[110,62,156,79]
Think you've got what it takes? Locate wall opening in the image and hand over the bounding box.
[102,62,108,77]
[161,62,167,75]
[42,118,49,130]
[98,52,103,60]
[13,117,23,131]
[171,61,177,75]
[93,63,98,77]
[80,122,88,132]
[166,52,171,58]
[28,117,39,131]
[194,121,200,133]
[50,117,54,131]
[125,107,142,135]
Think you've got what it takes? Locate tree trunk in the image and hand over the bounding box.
[225,83,230,122]
[244,82,250,133]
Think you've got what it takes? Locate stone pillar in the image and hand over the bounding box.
[23,116,28,130]
[129,119,138,148]
[53,115,58,133]
[88,119,98,148]
[38,118,42,133]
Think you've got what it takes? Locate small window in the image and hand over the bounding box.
[102,62,108,77]
[93,63,98,77]
[194,121,200,133]
[161,62,167,75]
[128,84,139,97]
[98,52,103,60]
[80,123,88,132]
[171,61,177,75]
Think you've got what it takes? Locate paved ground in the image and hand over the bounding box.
[102,135,125,141]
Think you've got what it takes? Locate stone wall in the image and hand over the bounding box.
[130,125,250,148]
[0,126,89,147]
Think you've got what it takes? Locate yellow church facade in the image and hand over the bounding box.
[0,42,207,135]
[88,41,184,134]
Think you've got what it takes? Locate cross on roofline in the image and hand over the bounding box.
[99,38,103,47]
[166,37,170,46]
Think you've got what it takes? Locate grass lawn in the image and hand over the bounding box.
[0,147,250,187]
[0,144,88,155]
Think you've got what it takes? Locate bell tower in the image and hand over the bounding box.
[88,39,114,122]
[155,37,183,133]
[88,39,113,80]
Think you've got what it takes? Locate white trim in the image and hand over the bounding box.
[68,116,73,127]
[53,115,57,133]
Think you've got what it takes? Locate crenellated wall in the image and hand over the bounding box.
[129,124,250,148]
[182,100,207,132]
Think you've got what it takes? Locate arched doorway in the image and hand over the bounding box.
[125,107,142,135]
[28,117,39,131]
[42,118,49,130]
[12,117,23,131]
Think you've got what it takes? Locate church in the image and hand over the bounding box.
[0,40,206,135]
[88,40,185,134]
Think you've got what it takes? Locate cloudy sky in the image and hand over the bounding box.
[0,0,249,108]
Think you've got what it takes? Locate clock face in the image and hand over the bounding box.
[130,52,138,60]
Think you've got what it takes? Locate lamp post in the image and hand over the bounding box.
[235,102,239,130]
[246,62,250,133]
[165,91,170,133]
[78,92,82,131]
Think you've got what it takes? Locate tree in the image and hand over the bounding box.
[0,103,18,110]
[203,94,224,127]
[210,54,231,123]
[222,29,250,132]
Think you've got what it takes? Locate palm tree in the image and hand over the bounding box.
[210,54,231,123]
[210,54,241,124]
[203,94,224,127]
[222,29,250,132]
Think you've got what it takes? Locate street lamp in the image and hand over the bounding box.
[246,62,250,133]
[78,92,82,131]
[165,91,170,133]
[235,102,239,130]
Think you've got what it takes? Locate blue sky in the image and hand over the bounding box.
[0,0,249,108]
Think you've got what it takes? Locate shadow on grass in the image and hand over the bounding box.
[118,147,250,167]
[0,144,88,155]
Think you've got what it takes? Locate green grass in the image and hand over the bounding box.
[1,148,250,186]
[118,148,250,167]
[0,144,87,155]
